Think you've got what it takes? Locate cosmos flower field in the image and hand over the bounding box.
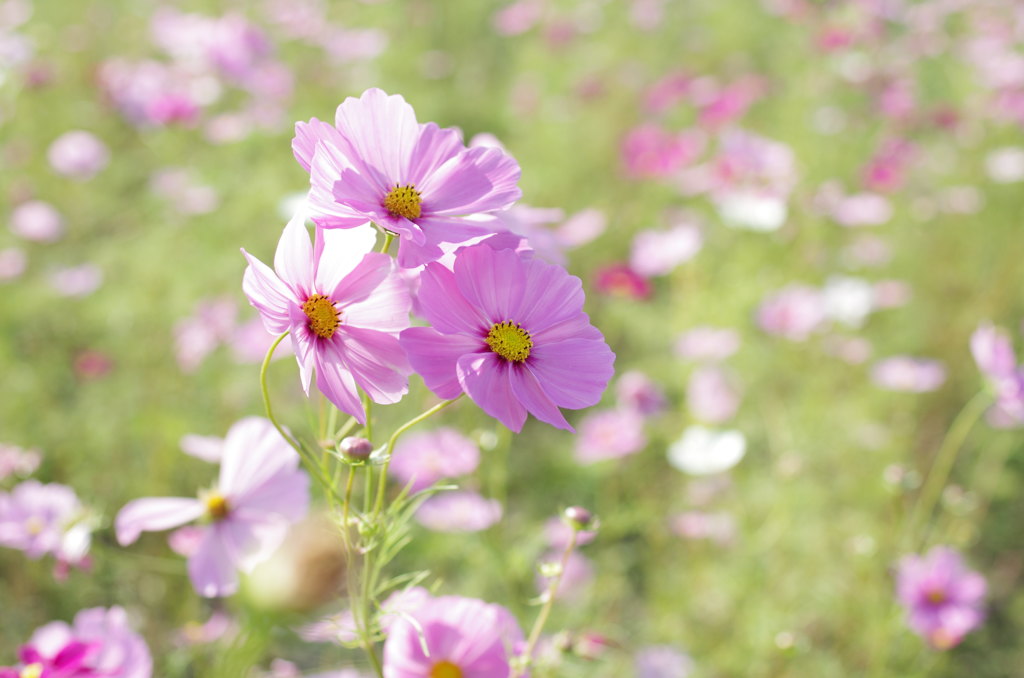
[2,0,1023,676]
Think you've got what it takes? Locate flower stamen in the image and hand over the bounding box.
[485,321,533,363]
[429,661,463,678]
[204,493,230,521]
[384,184,422,220]
[303,294,341,339]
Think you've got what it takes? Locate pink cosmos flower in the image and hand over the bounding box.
[242,211,411,422]
[871,357,946,393]
[415,491,502,533]
[629,222,703,277]
[390,427,480,493]
[400,244,614,432]
[173,297,238,373]
[615,370,666,417]
[116,417,309,597]
[0,443,40,481]
[674,327,741,362]
[621,124,704,179]
[0,247,26,281]
[756,285,826,341]
[47,131,109,180]
[1,607,151,678]
[48,264,103,298]
[971,323,1024,427]
[293,88,522,267]
[0,480,91,568]
[575,408,647,464]
[896,546,987,649]
[634,645,695,678]
[10,200,64,242]
[383,594,524,678]
[686,366,741,424]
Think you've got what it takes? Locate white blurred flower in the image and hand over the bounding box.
[667,426,746,475]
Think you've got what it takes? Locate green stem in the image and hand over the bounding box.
[372,396,462,516]
[260,331,339,501]
[903,391,989,550]
[380,231,394,254]
[342,466,356,542]
[523,529,579,663]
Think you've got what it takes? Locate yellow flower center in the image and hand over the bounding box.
[429,661,463,678]
[303,294,341,339]
[486,321,533,363]
[205,493,230,521]
[383,184,422,220]
[24,516,45,536]
[20,664,43,678]
[925,588,947,605]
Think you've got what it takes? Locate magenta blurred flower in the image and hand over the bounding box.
[634,645,695,678]
[47,131,109,180]
[674,327,741,362]
[98,59,205,127]
[621,124,704,179]
[293,88,521,267]
[1,607,151,678]
[871,357,946,393]
[415,491,502,532]
[862,138,913,193]
[615,370,666,417]
[390,427,480,493]
[0,443,39,481]
[383,594,524,678]
[574,408,646,464]
[243,210,411,423]
[593,263,653,300]
[10,200,63,242]
[116,417,310,597]
[896,546,987,649]
[401,244,614,432]
[0,480,91,568]
[629,222,703,277]
[686,366,741,424]
[644,71,691,114]
[756,285,826,341]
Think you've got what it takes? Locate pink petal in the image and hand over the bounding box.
[313,224,378,295]
[333,88,419,187]
[452,244,525,322]
[241,249,295,334]
[330,252,394,307]
[509,365,573,431]
[292,117,344,172]
[416,263,490,335]
[527,338,615,410]
[417,153,496,215]
[341,264,412,334]
[218,417,300,501]
[407,122,465,186]
[273,211,315,299]
[315,348,367,423]
[513,258,587,335]
[308,143,375,230]
[456,353,528,432]
[231,467,309,523]
[325,328,410,404]
[188,526,239,598]
[115,497,205,545]
[400,328,480,399]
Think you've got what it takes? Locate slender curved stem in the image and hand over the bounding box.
[523,530,578,662]
[372,396,462,516]
[903,391,990,550]
[380,231,394,255]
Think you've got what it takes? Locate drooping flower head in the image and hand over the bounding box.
[116,417,309,597]
[0,606,152,678]
[400,244,615,432]
[242,210,411,422]
[896,546,987,649]
[293,88,522,268]
[383,594,524,678]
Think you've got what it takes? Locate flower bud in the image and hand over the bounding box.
[340,436,373,462]
[563,506,594,530]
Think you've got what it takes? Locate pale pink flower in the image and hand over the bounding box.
[575,409,646,464]
[116,417,310,597]
[621,124,704,179]
[686,366,741,423]
[390,428,480,493]
[615,370,666,417]
[536,550,594,600]
[542,517,596,549]
[635,645,695,678]
[0,247,26,281]
[593,263,652,300]
[0,443,40,481]
[0,480,92,568]
[674,327,741,362]
[242,211,411,422]
[10,200,63,242]
[629,222,703,277]
[47,131,109,180]
[756,285,826,341]
[415,491,502,532]
[871,357,946,393]
[48,264,103,297]
[671,511,737,545]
